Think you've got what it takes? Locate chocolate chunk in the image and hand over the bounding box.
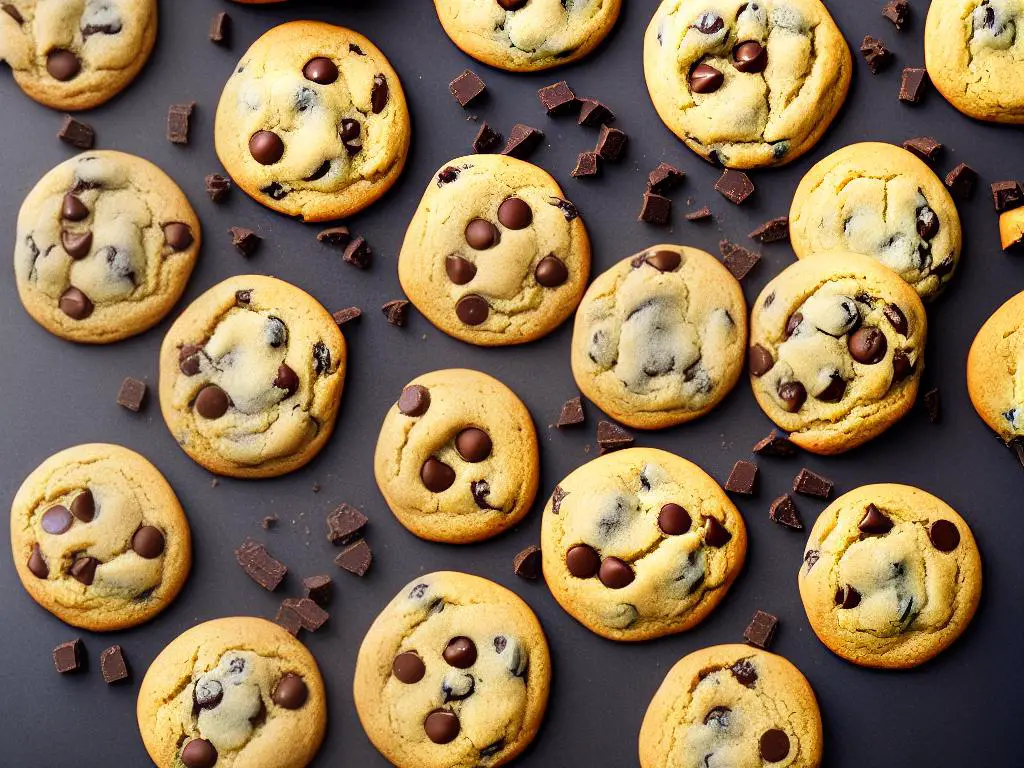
[538,80,579,114]
[578,98,614,127]
[597,420,634,454]
[835,585,861,608]
[229,226,261,257]
[47,50,80,81]
[992,180,1024,212]
[272,673,309,709]
[658,503,692,535]
[859,503,894,535]
[260,515,277,530]
[235,538,287,591]
[28,544,48,578]
[392,652,425,683]
[194,384,229,419]
[316,226,351,247]
[371,74,389,113]
[399,384,431,417]
[332,306,361,326]
[690,62,724,93]
[848,327,887,364]
[685,206,712,222]
[70,556,98,585]
[116,376,146,412]
[882,0,910,30]
[714,169,754,204]
[566,544,601,578]
[501,124,543,159]
[884,303,909,335]
[731,659,757,687]
[209,11,231,45]
[274,603,303,636]
[203,173,231,203]
[557,396,585,427]
[923,387,941,423]
[425,710,461,744]
[749,344,774,377]
[513,545,542,579]
[571,151,600,178]
[335,539,372,576]
[70,490,95,522]
[326,504,368,545]
[792,469,832,499]
[943,163,976,199]
[593,125,628,162]
[703,516,732,547]
[42,505,73,535]
[382,299,410,326]
[456,428,492,462]
[648,162,685,194]
[53,639,83,674]
[450,70,486,107]
[892,350,914,381]
[180,739,217,768]
[753,430,797,457]
[902,136,942,162]
[899,67,928,103]
[720,240,760,280]
[749,217,789,243]
[744,610,779,649]
[860,35,893,73]
[472,122,502,154]
[132,526,165,558]
[733,41,768,73]
[769,494,803,530]
[929,519,960,551]
[61,230,92,259]
[281,597,328,632]
[638,192,671,225]
[57,115,95,149]
[760,729,791,762]
[100,645,128,684]
[725,460,758,495]
[498,197,532,229]
[343,236,372,269]
[167,103,195,145]
[2,3,23,24]
[599,557,635,589]
[62,193,88,221]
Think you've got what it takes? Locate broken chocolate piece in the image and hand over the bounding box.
[557,396,585,428]
[597,421,634,454]
[116,377,146,412]
[343,236,372,269]
[316,226,351,247]
[638,192,671,225]
[235,538,287,591]
[449,69,486,107]
[571,151,600,178]
[743,610,779,649]
[724,460,758,495]
[332,306,362,326]
[204,173,230,202]
[274,603,303,636]
[720,240,760,280]
[752,430,797,457]
[648,162,685,194]
[53,639,84,674]
[501,124,543,159]
[58,115,95,149]
[513,545,542,580]
[860,35,893,74]
[882,0,910,30]
[382,299,410,327]
[281,597,328,632]
[749,217,789,243]
[769,494,803,530]
[209,11,231,46]
[167,103,195,145]
[714,169,754,204]
[335,539,372,576]
[260,515,278,530]
[100,645,129,684]
[792,468,832,499]
[944,163,977,200]
[229,227,261,257]
[538,81,580,115]
[992,180,1024,212]
[577,98,614,127]
[472,122,502,153]
[303,575,333,607]
[595,124,628,162]
[685,206,712,222]
[899,67,928,103]
[923,387,941,423]
[902,136,942,162]
[326,503,368,545]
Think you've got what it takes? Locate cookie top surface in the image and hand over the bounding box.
[967,289,1024,445]
[925,0,1024,124]
[374,369,539,544]
[0,0,156,110]
[790,142,962,301]
[158,275,347,478]
[749,252,927,455]
[799,484,982,669]
[214,21,410,222]
[354,571,551,768]
[643,0,851,168]
[541,447,747,641]
[571,245,748,429]
[10,443,190,631]
[14,151,200,344]
[399,155,591,346]
[137,617,327,768]
[433,0,622,71]
[639,644,823,768]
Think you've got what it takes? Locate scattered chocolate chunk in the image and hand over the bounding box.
[335,539,372,576]
[235,538,287,591]
[647,162,685,194]
[449,69,486,107]
[769,494,803,530]
[578,98,614,127]
[792,468,832,499]
[860,35,893,73]
[595,124,628,161]
[100,645,128,684]
[882,0,910,30]
[209,11,231,46]
[572,151,600,178]
[743,610,779,650]
[538,81,579,115]
[725,460,758,495]
[513,545,542,580]
[204,173,230,202]
[597,421,634,454]
[992,180,1024,212]
[2,2,24,23]
[274,603,303,636]
[167,103,195,145]
[327,503,368,545]
[944,163,977,199]
[343,236,372,269]
[115,376,146,412]
[332,306,361,326]
[382,299,410,327]
[316,226,351,247]
[472,122,502,153]
[501,123,543,159]
[303,575,333,607]
[899,67,928,103]
[53,639,83,674]
[714,169,754,204]
[58,115,95,149]
[685,206,712,222]
[557,396,585,428]
[638,192,671,225]
[749,216,789,243]
[281,597,329,632]
[260,515,278,530]
[902,136,942,162]
[720,240,761,280]
[923,387,941,422]
[753,430,797,457]
[229,226,261,257]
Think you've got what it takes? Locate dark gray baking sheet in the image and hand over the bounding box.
[1,1,1022,765]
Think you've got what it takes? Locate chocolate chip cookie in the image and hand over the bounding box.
[374,369,539,544]
[14,151,200,343]
[434,0,622,71]
[967,289,1024,453]
[137,617,327,768]
[399,155,591,345]
[158,275,347,478]
[541,447,747,641]
[749,252,927,454]
[572,245,748,430]
[214,21,410,221]
[639,644,823,767]
[354,572,551,768]
[799,484,982,668]
[644,0,852,168]
[0,0,156,110]
[926,0,1024,124]
[11,443,190,632]
[790,143,962,301]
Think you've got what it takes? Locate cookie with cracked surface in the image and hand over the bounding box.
[214,21,410,222]
[374,369,539,544]
[967,289,1024,451]
[571,245,747,430]
[11,443,190,632]
[925,0,1024,124]
[399,155,591,345]
[354,572,550,768]
[434,0,621,72]
[643,0,852,169]
[14,151,200,343]
[541,447,747,641]
[137,617,326,768]
[158,275,346,478]
[0,0,156,110]
[790,143,962,301]
[799,484,982,668]
[749,252,927,455]
[639,644,823,767]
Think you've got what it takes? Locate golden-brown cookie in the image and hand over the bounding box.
[967,289,1024,453]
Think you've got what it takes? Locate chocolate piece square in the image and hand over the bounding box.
[538,81,579,115]
[513,545,542,580]
[167,103,195,145]
[944,163,977,199]
[100,645,129,684]
[923,387,941,423]
[753,430,797,457]
[792,468,833,499]
[116,377,146,412]
[316,226,351,247]
[332,306,362,326]
[571,151,600,178]
[899,67,928,103]
[685,206,712,222]
[725,460,758,495]
[53,639,83,674]
[336,539,372,576]
[303,575,333,607]
[209,11,231,45]
[638,192,671,225]
[235,538,287,591]
[992,180,1024,212]
[882,0,910,30]
[58,115,95,149]
[343,236,372,269]
[769,494,803,530]
[597,421,634,454]
[720,240,761,280]
[205,173,231,203]
[229,227,261,257]
[472,122,502,154]
[501,123,544,159]
[578,98,615,127]
[749,216,789,243]
[557,396,585,428]
[282,597,329,632]
[450,69,486,107]
[743,610,779,650]
[382,299,410,327]
[648,162,685,194]
[860,35,893,74]
[714,169,754,204]
[326,503,368,545]
[595,124,628,162]
[902,136,942,162]
[274,603,303,636]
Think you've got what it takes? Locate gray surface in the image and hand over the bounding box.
[1,1,1022,765]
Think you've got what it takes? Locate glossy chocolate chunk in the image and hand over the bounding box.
[645,249,681,272]
[47,49,81,81]
[303,57,338,84]
[513,545,542,579]
[465,219,499,249]
[446,255,476,285]
[703,516,732,547]
[180,738,218,768]
[59,287,93,319]
[424,710,460,744]
[858,503,893,534]
[598,557,634,589]
[62,230,92,259]
[70,490,95,522]
[62,194,88,221]
[70,556,98,586]
[689,62,723,94]
[28,544,48,578]
[443,637,477,668]
[164,222,194,251]
[658,503,691,535]
[725,460,758,495]
[744,609,779,649]
[778,381,807,412]
[371,74,389,113]
[884,304,908,335]
[733,41,767,73]
[274,364,299,398]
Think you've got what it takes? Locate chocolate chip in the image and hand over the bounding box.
[443,637,477,668]
[645,249,682,272]
[899,67,928,103]
[596,420,633,454]
[69,490,95,523]
[2,3,23,24]
[465,219,499,249]
[551,485,567,514]
[778,380,807,412]
[744,610,779,649]
[769,494,803,530]
[902,136,942,162]
[195,384,229,419]
[860,35,893,73]
[167,103,195,145]
[731,659,757,687]
[249,130,284,164]
[59,287,93,320]
[792,469,832,499]
[884,303,909,335]
[595,124,628,162]
[703,516,732,547]
[929,519,960,551]
[336,539,372,575]
[835,585,861,608]
[303,57,338,84]
[882,0,910,30]
[557,396,585,427]
[715,169,755,205]
[456,428,492,462]
[371,73,389,113]
[599,557,634,589]
[163,222,194,252]
[53,639,83,674]
[281,597,328,632]
[41,505,73,535]
[638,191,671,225]
[923,387,941,423]
[28,544,48,578]
[571,151,600,178]
[456,294,489,325]
[658,503,691,535]
[749,217,789,243]
[235,538,287,591]
[858,503,893,534]
[271,673,309,709]
[892,350,914,381]
[753,430,797,457]
[471,480,495,510]
[513,545,542,579]
[944,163,977,200]
[58,115,95,149]
[47,49,80,81]
[115,376,147,412]
[303,575,333,607]
[725,460,758,495]
[760,729,791,762]
[578,98,614,127]
[180,738,217,768]
[61,194,88,222]
[720,239,760,279]
[749,344,774,377]
[846,327,887,364]
[733,41,767,72]
[450,69,486,107]
[690,62,724,93]
[421,457,456,492]
[425,710,461,744]
[229,226,261,257]
[340,118,362,154]
[498,197,532,229]
[61,230,92,259]
[817,372,847,402]
[472,122,502,153]
[261,515,277,530]
[501,123,543,159]
[131,525,165,559]
[100,645,128,684]
[648,162,685,194]
[393,652,425,684]
[209,11,231,45]
[566,543,600,578]
[992,180,1024,212]
[70,556,98,585]
[535,255,569,287]
[327,308,359,330]
[685,206,712,222]
[538,80,579,114]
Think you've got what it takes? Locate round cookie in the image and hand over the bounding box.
[10,443,190,632]
[214,21,410,222]
[925,0,1024,124]
[0,0,156,110]
[571,245,747,430]
[137,617,326,768]
[639,645,823,768]
[541,447,747,641]
[790,142,962,301]
[643,0,852,169]
[434,0,622,72]
[799,484,982,669]
[354,572,550,768]
[374,369,539,544]
[158,275,346,478]
[967,289,1024,453]
[399,155,591,345]
[14,151,200,344]
[748,252,927,455]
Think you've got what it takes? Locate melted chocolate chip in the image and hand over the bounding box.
[446,255,477,285]
[703,516,732,547]
[749,344,774,377]
[273,364,299,397]
[180,738,217,768]
[59,287,93,320]
[465,219,499,249]
[70,556,98,586]
[392,652,426,683]
[70,490,95,522]
[535,255,568,287]
[690,62,724,93]
[195,385,230,419]
[734,41,768,72]
[164,222,194,251]
[778,381,807,412]
[731,659,758,687]
[47,49,81,81]
[62,194,88,221]
[858,504,893,534]
[835,585,861,609]
[456,428,491,462]
[658,503,691,535]
[848,327,888,364]
[598,557,635,589]
[41,505,73,535]
[884,303,908,335]
[760,729,790,762]
[371,74,389,113]
[303,57,338,84]
[424,710,460,744]
[443,637,477,668]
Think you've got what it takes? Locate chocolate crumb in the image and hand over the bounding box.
[923,387,941,423]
